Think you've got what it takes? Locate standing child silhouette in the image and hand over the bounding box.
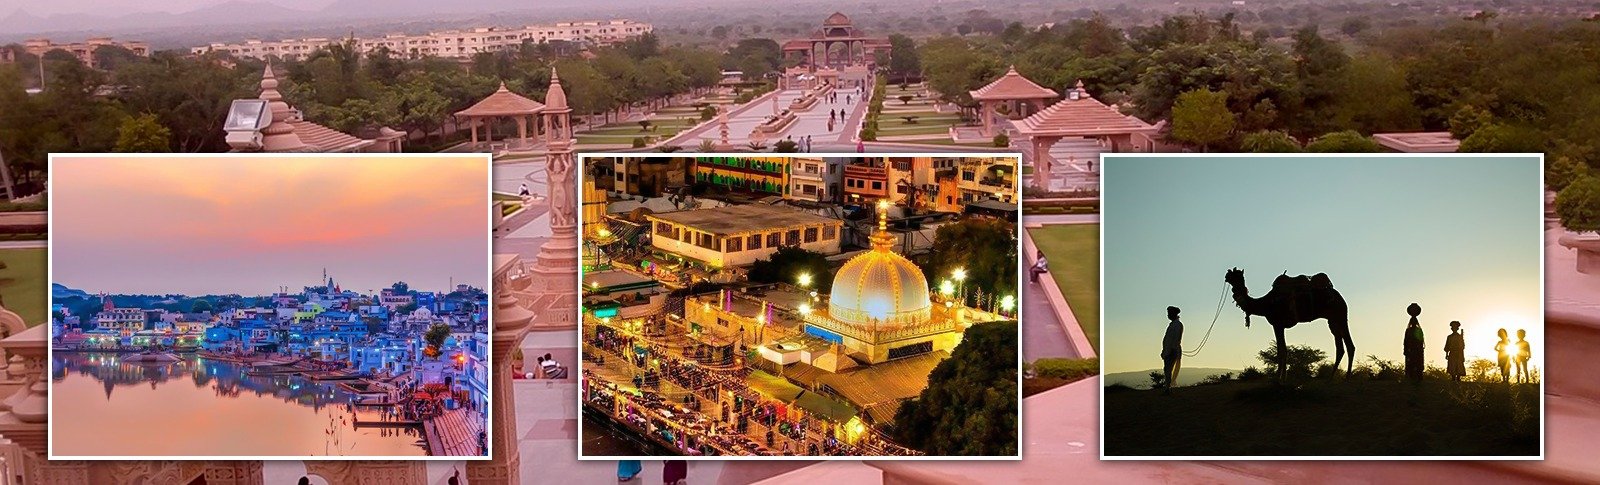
[1515,329,1531,383]
[1494,328,1511,383]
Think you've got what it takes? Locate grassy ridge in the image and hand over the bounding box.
[1104,379,1539,456]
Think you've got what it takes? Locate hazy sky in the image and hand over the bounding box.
[5,1,333,17]
[52,156,488,296]
[1102,155,1542,374]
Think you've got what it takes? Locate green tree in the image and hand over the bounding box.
[1556,176,1600,232]
[90,45,144,71]
[1447,105,1494,141]
[726,38,782,80]
[924,218,1018,306]
[892,321,1017,456]
[1000,22,1028,45]
[1331,54,1421,133]
[1306,130,1381,152]
[1458,124,1546,153]
[190,299,212,313]
[1256,342,1327,380]
[1240,130,1301,152]
[886,34,921,81]
[113,52,254,152]
[747,246,832,292]
[1339,17,1371,37]
[1291,25,1351,135]
[423,323,452,358]
[113,113,170,152]
[1170,88,1235,152]
[1549,156,1588,193]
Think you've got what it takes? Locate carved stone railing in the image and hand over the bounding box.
[801,312,956,345]
[1557,232,1600,275]
[0,321,48,484]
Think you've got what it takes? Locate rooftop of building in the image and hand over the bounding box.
[1372,131,1461,153]
[646,203,842,235]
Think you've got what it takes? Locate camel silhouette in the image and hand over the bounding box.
[1225,267,1355,379]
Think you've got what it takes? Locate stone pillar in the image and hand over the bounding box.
[972,101,985,137]
[1032,137,1054,190]
[466,286,534,485]
[517,117,528,149]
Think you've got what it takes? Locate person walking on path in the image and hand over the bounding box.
[663,460,688,485]
[1515,329,1531,383]
[618,460,643,482]
[518,183,530,197]
[1445,321,1466,381]
[1161,306,1183,395]
[1494,328,1511,383]
[1404,303,1425,383]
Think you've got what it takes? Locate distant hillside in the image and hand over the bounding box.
[1104,379,1540,457]
[1104,367,1241,390]
[51,283,90,300]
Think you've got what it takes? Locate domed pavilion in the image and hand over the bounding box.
[802,201,977,364]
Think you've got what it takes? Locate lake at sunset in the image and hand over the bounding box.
[51,353,425,457]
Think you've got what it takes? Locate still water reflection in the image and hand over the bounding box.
[52,352,424,457]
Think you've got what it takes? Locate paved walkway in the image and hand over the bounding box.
[1021,270,1076,361]
[669,88,869,147]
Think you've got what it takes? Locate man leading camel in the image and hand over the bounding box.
[1161,306,1184,395]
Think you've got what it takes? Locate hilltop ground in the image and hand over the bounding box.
[1104,378,1540,457]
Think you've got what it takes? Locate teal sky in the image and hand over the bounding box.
[1102,156,1542,375]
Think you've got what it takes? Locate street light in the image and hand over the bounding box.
[1000,295,1015,314]
[939,280,954,297]
[797,272,812,289]
[952,267,968,304]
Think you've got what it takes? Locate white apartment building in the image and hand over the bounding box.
[786,157,843,203]
[192,19,653,60]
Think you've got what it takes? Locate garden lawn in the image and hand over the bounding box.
[909,138,998,147]
[1028,224,1099,352]
[0,248,45,326]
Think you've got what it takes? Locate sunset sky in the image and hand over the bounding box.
[52,156,489,295]
[1102,155,1543,375]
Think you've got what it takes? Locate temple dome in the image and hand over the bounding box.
[826,202,930,328]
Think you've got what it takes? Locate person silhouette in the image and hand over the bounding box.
[1444,321,1465,382]
[1515,329,1531,383]
[1494,328,1511,383]
[1403,303,1424,383]
[1161,306,1183,395]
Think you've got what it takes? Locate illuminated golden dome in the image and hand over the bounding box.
[827,201,931,328]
